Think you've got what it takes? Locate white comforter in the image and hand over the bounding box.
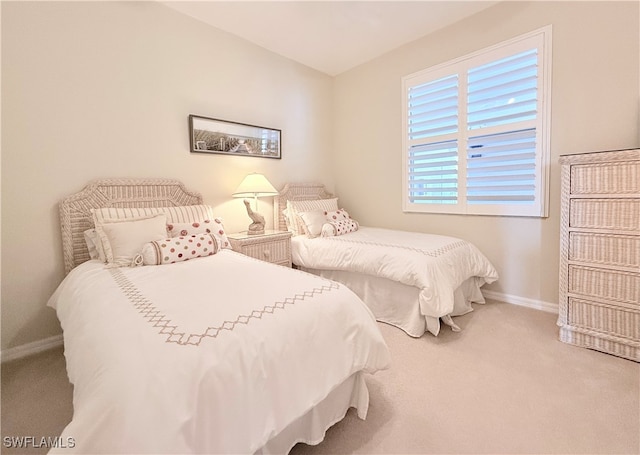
[292,227,499,321]
[48,251,390,454]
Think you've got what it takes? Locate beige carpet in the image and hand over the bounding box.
[2,300,639,454]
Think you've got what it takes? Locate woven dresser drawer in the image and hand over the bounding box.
[568,265,640,307]
[570,161,640,195]
[559,149,640,361]
[567,298,640,341]
[569,199,639,231]
[240,240,290,264]
[569,232,640,269]
[228,230,292,267]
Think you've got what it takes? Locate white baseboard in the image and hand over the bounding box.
[1,334,64,363]
[482,290,558,314]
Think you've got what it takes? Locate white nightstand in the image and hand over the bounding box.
[227,230,292,267]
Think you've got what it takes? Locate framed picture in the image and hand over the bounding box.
[189,114,281,159]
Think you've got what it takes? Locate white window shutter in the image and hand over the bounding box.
[402,26,551,217]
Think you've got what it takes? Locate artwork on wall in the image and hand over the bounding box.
[189,114,281,159]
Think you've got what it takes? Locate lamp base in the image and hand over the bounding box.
[243,199,266,235]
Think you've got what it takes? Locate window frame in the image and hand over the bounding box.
[401,26,552,217]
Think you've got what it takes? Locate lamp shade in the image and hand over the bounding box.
[232,173,278,198]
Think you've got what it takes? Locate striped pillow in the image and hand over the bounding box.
[92,204,215,226]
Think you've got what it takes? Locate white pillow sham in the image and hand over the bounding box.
[298,211,328,238]
[83,229,101,260]
[286,198,339,236]
[95,213,168,266]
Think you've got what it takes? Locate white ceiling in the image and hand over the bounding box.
[162,1,499,76]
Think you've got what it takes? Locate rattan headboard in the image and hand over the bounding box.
[274,183,334,232]
[59,178,203,274]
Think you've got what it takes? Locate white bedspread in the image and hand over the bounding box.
[48,251,390,454]
[292,227,498,321]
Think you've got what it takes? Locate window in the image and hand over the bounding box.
[402,27,551,217]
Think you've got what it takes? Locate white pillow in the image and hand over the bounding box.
[96,213,168,266]
[298,211,328,238]
[83,229,101,260]
[286,198,339,236]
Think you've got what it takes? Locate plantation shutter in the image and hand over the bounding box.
[407,74,459,204]
[466,129,537,204]
[402,27,550,216]
[467,49,538,130]
[465,48,539,206]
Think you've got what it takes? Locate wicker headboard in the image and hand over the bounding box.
[59,178,203,274]
[274,183,334,232]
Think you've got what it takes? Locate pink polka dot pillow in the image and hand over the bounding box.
[321,209,359,237]
[167,218,231,250]
[140,234,220,265]
[324,209,351,222]
[321,219,360,237]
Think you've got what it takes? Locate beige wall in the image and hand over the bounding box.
[331,1,639,308]
[1,1,334,350]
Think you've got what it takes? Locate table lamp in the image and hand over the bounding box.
[232,173,278,235]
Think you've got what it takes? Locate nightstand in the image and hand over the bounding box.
[227,230,292,267]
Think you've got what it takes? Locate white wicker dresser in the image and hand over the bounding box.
[558,148,639,362]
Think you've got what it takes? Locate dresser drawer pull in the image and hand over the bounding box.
[263,249,270,259]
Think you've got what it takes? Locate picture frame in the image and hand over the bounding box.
[189,114,281,159]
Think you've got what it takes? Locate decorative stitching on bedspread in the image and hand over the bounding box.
[109,269,340,346]
[325,237,468,257]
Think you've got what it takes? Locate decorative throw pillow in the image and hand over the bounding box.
[92,205,215,226]
[282,208,293,233]
[96,213,168,266]
[287,198,339,236]
[92,205,217,260]
[140,233,219,265]
[321,219,360,237]
[298,210,328,238]
[324,208,351,222]
[83,228,101,260]
[167,218,231,249]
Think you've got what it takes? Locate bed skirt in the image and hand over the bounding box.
[257,372,369,454]
[299,267,486,337]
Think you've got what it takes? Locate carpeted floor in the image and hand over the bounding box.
[2,300,639,454]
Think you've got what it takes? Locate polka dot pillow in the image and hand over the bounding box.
[321,209,359,237]
[167,218,231,250]
[324,209,351,222]
[140,234,220,265]
[322,219,360,237]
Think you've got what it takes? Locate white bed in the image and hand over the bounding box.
[48,178,390,454]
[275,183,499,337]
